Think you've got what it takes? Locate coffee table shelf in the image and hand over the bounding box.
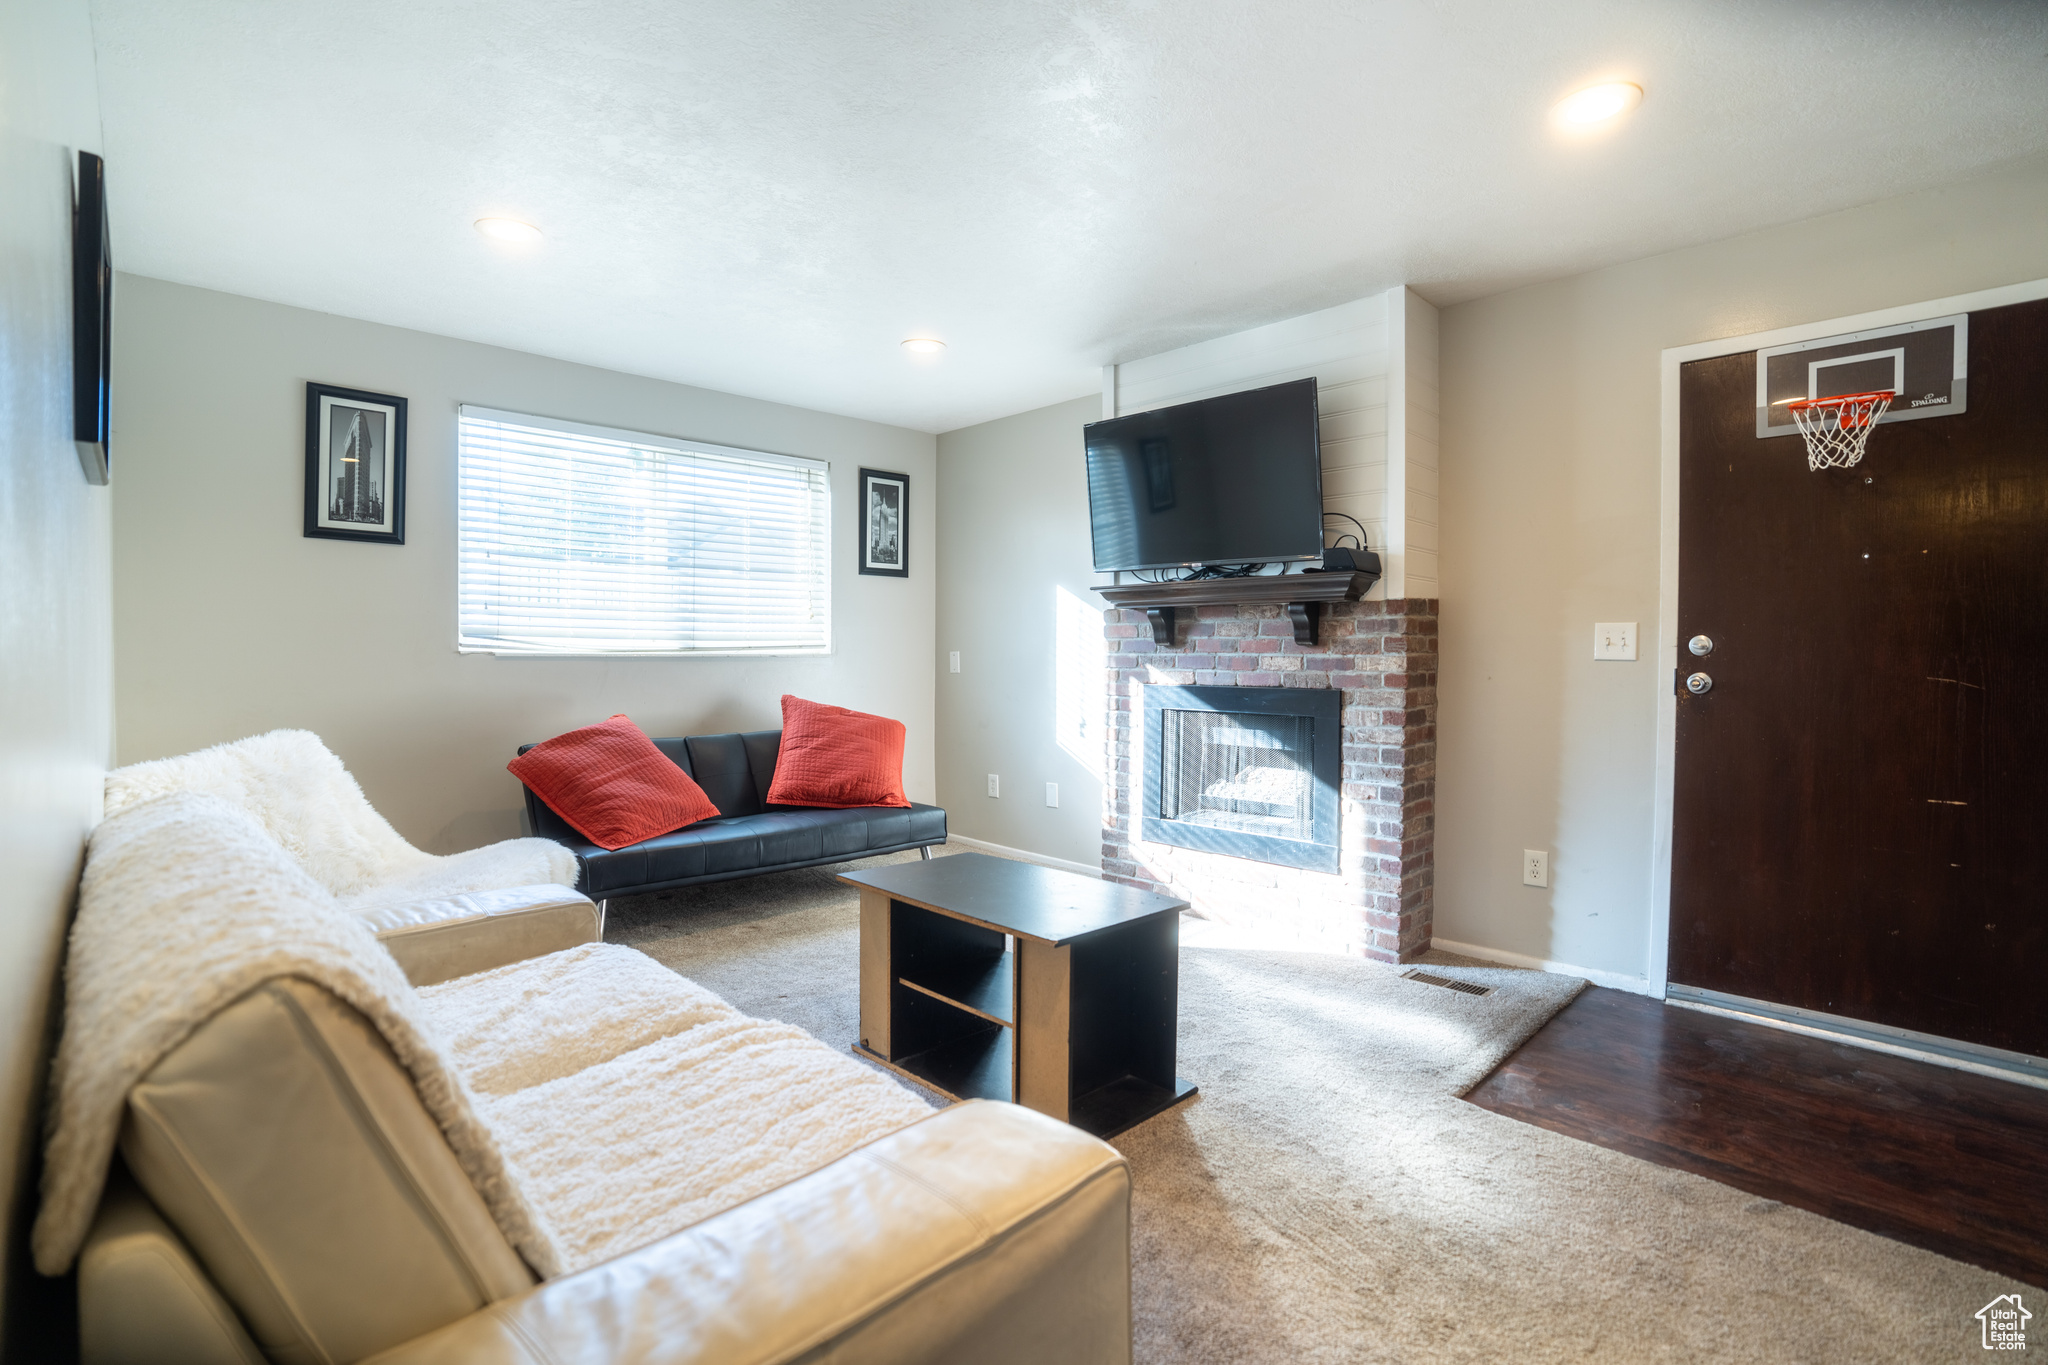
[900,953,1013,1026]
[890,1024,1012,1103]
[1073,1074,1199,1138]
[841,852,1197,1139]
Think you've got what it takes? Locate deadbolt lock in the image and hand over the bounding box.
[1688,635,1714,657]
[1685,672,1713,695]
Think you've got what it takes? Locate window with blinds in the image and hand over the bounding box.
[457,407,831,655]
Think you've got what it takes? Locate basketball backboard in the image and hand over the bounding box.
[1756,312,1967,438]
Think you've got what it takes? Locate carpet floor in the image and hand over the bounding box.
[609,852,2028,1363]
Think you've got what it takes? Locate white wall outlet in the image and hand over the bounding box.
[949,651,961,673]
[1045,782,1059,808]
[1593,622,1638,661]
[1522,849,1549,888]
[987,773,1000,798]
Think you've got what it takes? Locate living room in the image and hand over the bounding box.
[6,1,2047,1361]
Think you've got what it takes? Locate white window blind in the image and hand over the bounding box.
[458,406,831,655]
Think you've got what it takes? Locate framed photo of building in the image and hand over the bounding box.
[858,467,908,577]
[73,151,113,486]
[305,382,406,544]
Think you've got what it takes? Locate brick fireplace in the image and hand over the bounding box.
[1100,598,1439,962]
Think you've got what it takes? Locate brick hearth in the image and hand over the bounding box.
[1100,598,1439,962]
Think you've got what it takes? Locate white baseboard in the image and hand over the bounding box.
[1430,937,1659,997]
[945,835,1102,880]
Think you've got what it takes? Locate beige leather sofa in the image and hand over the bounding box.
[76,888,1132,1365]
[350,884,605,986]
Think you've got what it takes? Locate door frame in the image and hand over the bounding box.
[1649,275,2048,999]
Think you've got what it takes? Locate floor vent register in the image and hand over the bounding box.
[1401,969,1494,998]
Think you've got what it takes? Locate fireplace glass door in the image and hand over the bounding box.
[1139,684,1341,873]
[1158,711,1313,842]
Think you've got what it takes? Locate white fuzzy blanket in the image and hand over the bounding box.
[39,790,931,1284]
[104,729,576,909]
[33,793,563,1278]
[419,944,934,1273]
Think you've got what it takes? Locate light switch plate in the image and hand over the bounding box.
[949,651,961,673]
[1593,622,1638,661]
[1522,849,1549,888]
[987,774,1000,798]
[1045,782,1059,808]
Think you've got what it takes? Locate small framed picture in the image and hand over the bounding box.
[305,382,406,544]
[73,151,113,486]
[859,467,908,577]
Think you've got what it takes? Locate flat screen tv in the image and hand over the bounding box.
[1084,378,1322,572]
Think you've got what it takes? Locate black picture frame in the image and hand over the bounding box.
[304,382,407,544]
[73,150,112,485]
[858,468,909,577]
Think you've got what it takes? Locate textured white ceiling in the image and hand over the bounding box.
[90,0,2048,433]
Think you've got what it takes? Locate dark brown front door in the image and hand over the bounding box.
[1671,298,2048,1058]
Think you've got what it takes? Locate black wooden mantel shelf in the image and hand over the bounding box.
[1096,570,1381,647]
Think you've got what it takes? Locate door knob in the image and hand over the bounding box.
[1685,672,1713,695]
[1688,635,1714,657]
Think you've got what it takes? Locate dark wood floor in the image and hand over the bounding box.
[1465,987,2048,1287]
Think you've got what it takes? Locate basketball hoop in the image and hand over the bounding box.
[1784,389,1894,472]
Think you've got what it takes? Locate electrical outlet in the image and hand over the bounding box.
[1593,622,1638,661]
[1522,849,1549,888]
[987,773,1000,798]
[949,651,961,673]
[1045,782,1059,808]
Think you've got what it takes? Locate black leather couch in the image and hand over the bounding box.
[516,729,948,903]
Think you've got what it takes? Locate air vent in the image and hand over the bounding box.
[1401,969,1493,997]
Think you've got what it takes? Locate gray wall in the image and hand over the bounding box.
[112,277,937,852]
[934,396,1104,867]
[1435,153,2048,985]
[1,0,114,1350]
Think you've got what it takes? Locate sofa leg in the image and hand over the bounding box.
[596,899,608,939]
[919,846,933,861]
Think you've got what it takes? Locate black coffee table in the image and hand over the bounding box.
[839,852,1197,1138]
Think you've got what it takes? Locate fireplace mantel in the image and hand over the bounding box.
[1097,570,1381,647]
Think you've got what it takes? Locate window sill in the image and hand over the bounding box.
[457,646,833,659]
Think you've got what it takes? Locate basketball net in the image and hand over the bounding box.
[1785,389,1894,472]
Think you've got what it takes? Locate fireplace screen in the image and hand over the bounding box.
[1140,683,1340,873]
[1158,711,1314,842]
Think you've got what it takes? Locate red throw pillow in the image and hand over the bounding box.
[508,715,720,850]
[764,695,911,809]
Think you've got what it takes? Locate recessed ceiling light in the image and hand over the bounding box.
[474,217,543,243]
[901,337,946,354]
[1553,81,1643,126]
